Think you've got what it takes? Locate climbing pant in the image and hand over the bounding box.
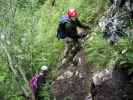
[62,37,81,65]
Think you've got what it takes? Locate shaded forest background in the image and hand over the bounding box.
[0,0,133,99]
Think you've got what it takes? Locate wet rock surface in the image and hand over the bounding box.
[99,0,133,45]
[52,50,92,100]
[91,62,133,100]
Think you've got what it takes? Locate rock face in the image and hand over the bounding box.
[99,0,133,45]
[52,50,92,100]
[91,62,133,100]
[94,1,133,99]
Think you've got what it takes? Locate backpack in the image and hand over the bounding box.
[29,75,39,94]
[57,16,70,39]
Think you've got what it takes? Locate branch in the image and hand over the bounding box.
[1,43,35,100]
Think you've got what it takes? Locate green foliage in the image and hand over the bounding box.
[38,82,52,100]
[17,0,47,9]
[85,28,117,68]
[85,25,133,69]
[1,0,133,99]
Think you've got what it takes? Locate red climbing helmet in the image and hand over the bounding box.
[67,8,77,17]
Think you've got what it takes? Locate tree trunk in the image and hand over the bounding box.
[1,43,35,100]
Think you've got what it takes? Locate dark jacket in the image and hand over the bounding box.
[65,18,88,39]
[29,70,48,100]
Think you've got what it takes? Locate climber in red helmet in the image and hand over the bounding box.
[67,8,77,18]
[57,8,89,66]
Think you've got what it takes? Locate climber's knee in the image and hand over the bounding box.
[63,42,72,58]
[63,47,69,58]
